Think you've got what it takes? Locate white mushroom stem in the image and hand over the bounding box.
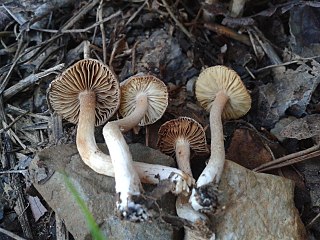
[175,139,192,176]
[102,92,158,220]
[104,121,146,220]
[197,91,229,186]
[76,90,191,192]
[116,93,148,133]
[190,91,229,211]
[175,139,208,224]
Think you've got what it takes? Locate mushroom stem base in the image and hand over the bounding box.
[189,182,219,213]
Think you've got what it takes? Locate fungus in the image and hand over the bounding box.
[103,74,170,221]
[48,63,191,193]
[158,117,209,223]
[190,65,251,212]
[48,58,120,172]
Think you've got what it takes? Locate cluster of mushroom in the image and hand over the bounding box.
[47,56,251,227]
[157,66,251,233]
[48,59,192,222]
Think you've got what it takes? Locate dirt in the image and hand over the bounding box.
[0,0,320,239]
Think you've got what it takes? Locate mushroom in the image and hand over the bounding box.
[157,117,209,225]
[190,65,251,212]
[48,58,120,172]
[103,74,171,221]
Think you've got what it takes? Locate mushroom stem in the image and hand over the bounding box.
[197,90,229,186]
[115,93,148,132]
[102,93,156,221]
[76,91,107,171]
[104,121,148,221]
[175,139,192,176]
[190,91,229,212]
[75,91,191,190]
[175,139,208,226]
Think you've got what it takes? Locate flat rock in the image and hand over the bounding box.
[29,143,178,240]
[30,144,306,240]
[213,160,306,240]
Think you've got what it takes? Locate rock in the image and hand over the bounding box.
[29,143,178,240]
[212,160,306,240]
[30,144,306,240]
[256,60,320,128]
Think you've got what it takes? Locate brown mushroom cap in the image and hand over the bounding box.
[48,59,120,126]
[195,65,251,120]
[157,117,208,156]
[119,75,168,126]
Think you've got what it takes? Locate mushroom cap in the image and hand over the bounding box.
[48,59,120,126]
[119,75,168,126]
[195,65,251,120]
[157,117,208,156]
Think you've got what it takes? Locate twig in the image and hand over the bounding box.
[98,1,107,64]
[6,104,50,121]
[131,40,139,74]
[0,113,27,134]
[204,22,251,46]
[247,26,282,65]
[125,0,148,26]
[0,170,28,174]
[2,121,27,150]
[306,212,320,229]
[0,227,26,240]
[3,64,64,101]
[253,144,320,172]
[255,55,320,73]
[161,0,194,40]
[22,10,121,34]
[61,0,100,31]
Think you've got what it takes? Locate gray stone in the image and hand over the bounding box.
[212,160,306,240]
[29,143,178,240]
[30,144,306,240]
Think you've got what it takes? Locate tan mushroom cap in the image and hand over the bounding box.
[195,65,251,120]
[157,117,208,156]
[119,75,168,126]
[48,59,120,126]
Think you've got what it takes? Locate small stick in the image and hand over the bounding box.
[253,144,320,172]
[161,0,194,40]
[204,23,251,46]
[0,170,28,174]
[0,113,27,134]
[6,104,50,120]
[29,11,122,34]
[125,0,148,26]
[0,227,26,240]
[3,64,64,101]
[60,0,100,31]
[98,1,107,64]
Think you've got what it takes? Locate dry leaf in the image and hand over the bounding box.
[27,195,47,222]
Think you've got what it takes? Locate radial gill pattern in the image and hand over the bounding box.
[48,59,120,126]
[119,75,168,126]
[157,117,208,156]
[195,65,251,120]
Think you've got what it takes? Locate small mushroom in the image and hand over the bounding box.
[103,74,171,221]
[190,65,251,212]
[157,117,209,224]
[48,58,120,172]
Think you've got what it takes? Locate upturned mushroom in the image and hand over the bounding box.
[48,61,192,215]
[190,65,251,212]
[157,117,209,225]
[103,74,170,221]
[48,58,120,171]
